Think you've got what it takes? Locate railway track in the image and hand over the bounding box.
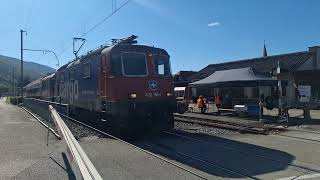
[23,106,320,179]
[26,107,261,179]
[162,130,320,174]
[60,112,300,179]
[143,140,259,180]
[56,113,210,180]
[174,114,274,135]
[174,113,320,144]
[275,132,320,144]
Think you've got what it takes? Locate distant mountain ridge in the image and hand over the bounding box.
[0,54,56,90]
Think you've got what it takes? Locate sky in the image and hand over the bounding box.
[0,0,319,73]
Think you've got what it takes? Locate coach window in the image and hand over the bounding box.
[154,55,171,76]
[82,63,91,78]
[69,69,75,80]
[60,73,65,82]
[122,53,147,76]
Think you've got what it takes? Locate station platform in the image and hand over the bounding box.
[0,98,69,179]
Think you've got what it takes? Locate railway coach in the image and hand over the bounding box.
[54,36,176,135]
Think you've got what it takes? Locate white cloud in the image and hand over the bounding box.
[208,22,220,27]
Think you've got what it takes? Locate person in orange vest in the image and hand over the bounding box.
[215,95,221,109]
[197,95,206,114]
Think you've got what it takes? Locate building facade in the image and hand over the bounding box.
[188,46,320,106]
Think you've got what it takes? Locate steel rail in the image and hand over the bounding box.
[163,131,320,174]
[146,141,259,180]
[174,114,269,135]
[274,134,320,144]
[24,97,68,106]
[57,112,208,180]
[21,106,60,139]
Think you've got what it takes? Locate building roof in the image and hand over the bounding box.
[190,67,276,87]
[188,51,314,81]
[25,77,42,90]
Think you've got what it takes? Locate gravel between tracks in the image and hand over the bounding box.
[59,115,106,140]
[174,121,239,136]
[23,106,105,140]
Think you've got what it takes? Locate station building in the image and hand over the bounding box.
[185,45,320,108]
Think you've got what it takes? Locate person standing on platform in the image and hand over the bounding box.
[260,91,265,116]
[197,95,206,114]
[215,95,221,109]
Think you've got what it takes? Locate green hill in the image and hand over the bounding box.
[0,54,56,93]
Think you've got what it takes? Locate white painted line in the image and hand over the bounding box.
[277,173,320,180]
[25,97,68,106]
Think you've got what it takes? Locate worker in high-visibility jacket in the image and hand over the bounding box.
[197,95,206,114]
[215,95,221,108]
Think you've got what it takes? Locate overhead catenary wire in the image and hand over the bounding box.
[84,0,130,36]
[24,7,33,34]
[56,0,131,59]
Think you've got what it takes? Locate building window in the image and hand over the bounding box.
[82,63,91,78]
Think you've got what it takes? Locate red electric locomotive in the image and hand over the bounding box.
[55,36,176,135]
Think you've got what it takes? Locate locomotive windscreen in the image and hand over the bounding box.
[122,53,147,76]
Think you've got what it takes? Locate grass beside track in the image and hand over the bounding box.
[5,96,22,105]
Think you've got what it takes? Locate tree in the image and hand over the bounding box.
[0,85,9,96]
[17,76,32,88]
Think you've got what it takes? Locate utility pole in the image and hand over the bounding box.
[20,29,26,100]
[12,67,15,97]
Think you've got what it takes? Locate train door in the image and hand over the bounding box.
[100,55,108,98]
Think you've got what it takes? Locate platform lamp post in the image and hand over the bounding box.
[277,61,282,117]
[20,29,27,101]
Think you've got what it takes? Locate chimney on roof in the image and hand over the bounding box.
[308,46,320,69]
[262,41,268,57]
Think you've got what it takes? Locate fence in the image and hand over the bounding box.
[23,98,69,121]
[49,105,102,180]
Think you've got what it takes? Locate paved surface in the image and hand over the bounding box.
[79,137,210,180]
[0,98,210,179]
[3,96,320,179]
[0,97,69,179]
[219,131,320,179]
[147,129,320,180]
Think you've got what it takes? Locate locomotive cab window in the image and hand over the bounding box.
[110,55,122,76]
[121,53,147,76]
[82,63,91,78]
[154,55,171,76]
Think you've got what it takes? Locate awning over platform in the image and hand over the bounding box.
[189,67,277,87]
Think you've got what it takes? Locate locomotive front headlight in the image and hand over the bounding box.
[129,93,137,99]
[166,92,173,97]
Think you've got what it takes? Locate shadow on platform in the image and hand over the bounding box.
[134,130,296,179]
